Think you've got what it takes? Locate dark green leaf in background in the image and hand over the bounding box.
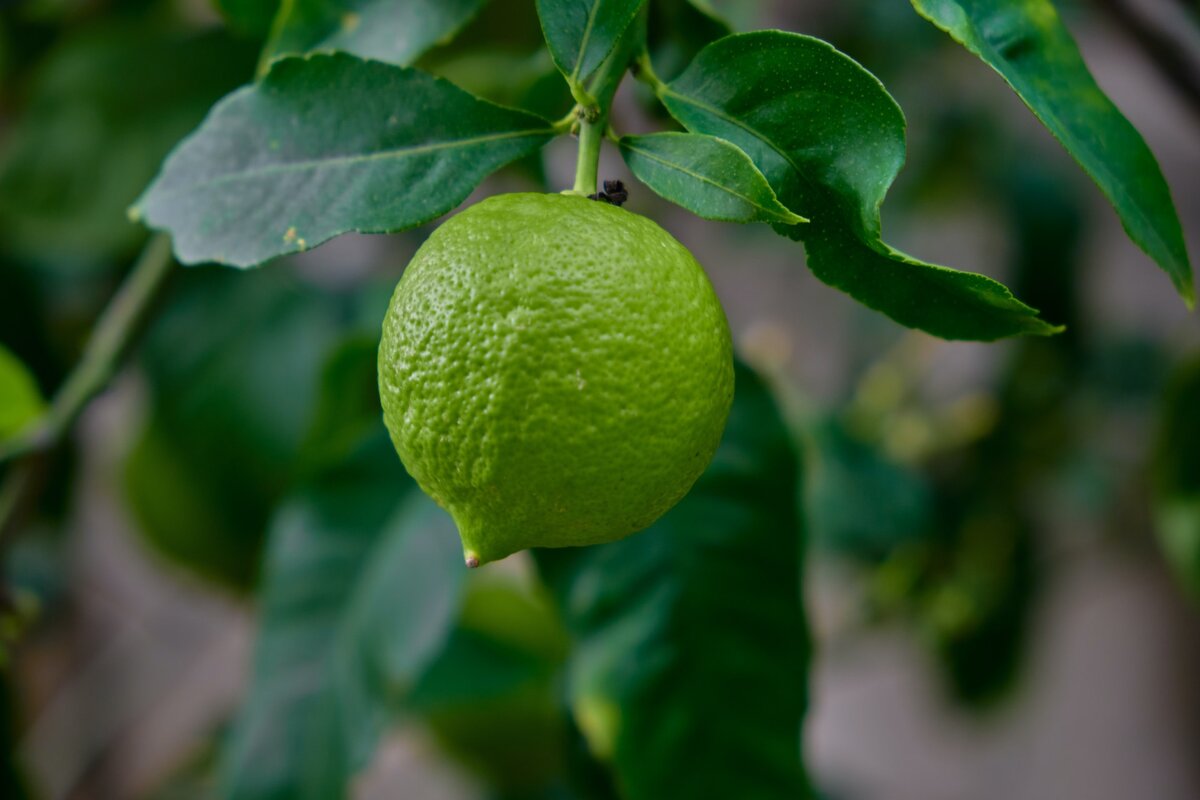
[222,433,466,800]
[1152,356,1200,601]
[536,363,811,799]
[265,0,488,67]
[408,574,570,794]
[427,48,574,121]
[806,417,932,561]
[414,0,575,120]
[0,345,45,444]
[618,132,805,224]
[911,0,1194,307]
[217,0,283,37]
[219,329,468,798]
[660,32,1059,340]
[124,268,341,590]
[537,0,647,93]
[645,0,732,82]
[0,22,257,268]
[297,334,385,474]
[133,53,555,267]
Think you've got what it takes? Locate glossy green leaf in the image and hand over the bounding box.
[911,0,1194,306]
[619,132,804,225]
[0,345,44,443]
[664,33,902,242]
[803,226,1060,340]
[133,53,555,268]
[660,31,1058,340]
[124,268,340,590]
[265,0,488,66]
[536,363,811,799]
[1152,357,1200,600]
[536,0,646,89]
[0,22,256,267]
[222,432,466,800]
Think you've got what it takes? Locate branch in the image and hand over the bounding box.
[0,234,175,463]
[0,234,175,539]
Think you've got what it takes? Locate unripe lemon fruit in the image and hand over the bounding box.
[378,192,733,566]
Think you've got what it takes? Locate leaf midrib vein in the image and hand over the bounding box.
[570,0,603,82]
[149,128,551,199]
[659,87,814,195]
[622,140,788,219]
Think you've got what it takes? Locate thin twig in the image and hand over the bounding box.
[0,234,175,541]
[0,234,175,464]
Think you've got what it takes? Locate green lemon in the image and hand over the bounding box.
[378,192,733,566]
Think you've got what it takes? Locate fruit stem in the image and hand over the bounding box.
[572,111,606,196]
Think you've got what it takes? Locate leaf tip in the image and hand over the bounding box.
[1031,321,1067,338]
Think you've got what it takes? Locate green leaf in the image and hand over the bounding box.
[618,132,804,225]
[536,362,811,799]
[911,0,1194,307]
[803,226,1061,340]
[222,432,466,800]
[265,0,488,67]
[124,268,341,590]
[1152,357,1200,600]
[659,31,1059,340]
[133,53,555,268]
[0,22,257,268]
[0,345,44,444]
[536,0,646,90]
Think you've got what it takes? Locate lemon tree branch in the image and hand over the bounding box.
[0,234,175,465]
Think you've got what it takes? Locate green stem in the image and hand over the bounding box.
[567,31,638,196]
[572,114,605,196]
[0,233,175,464]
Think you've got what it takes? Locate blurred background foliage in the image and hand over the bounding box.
[0,0,1198,798]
